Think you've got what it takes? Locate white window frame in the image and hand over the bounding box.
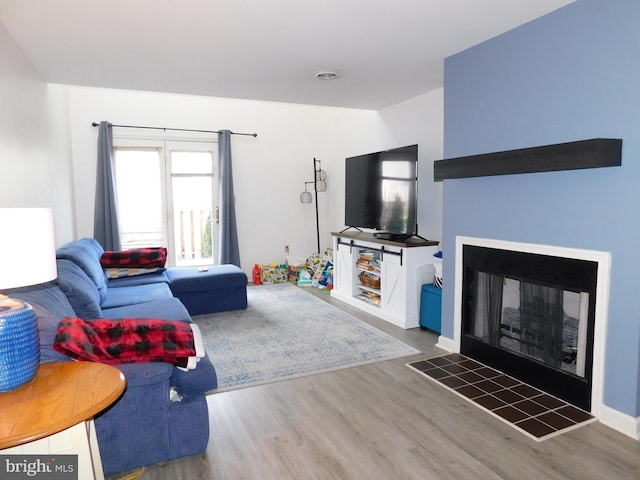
[113,133,218,267]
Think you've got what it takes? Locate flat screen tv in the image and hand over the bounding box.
[345,144,418,238]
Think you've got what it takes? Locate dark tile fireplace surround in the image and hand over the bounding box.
[434,138,622,412]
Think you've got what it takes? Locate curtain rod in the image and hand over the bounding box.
[91,122,257,137]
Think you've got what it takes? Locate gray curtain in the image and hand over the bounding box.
[94,121,121,250]
[473,271,504,345]
[217,130,241,267]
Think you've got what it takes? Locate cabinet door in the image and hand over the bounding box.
[381,250,406,315]
[1,421,102,480]
[334,242,354,295]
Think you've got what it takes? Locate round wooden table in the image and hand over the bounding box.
[0,362,126,479]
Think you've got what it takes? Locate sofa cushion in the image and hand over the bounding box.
[104,267,164,280]
[165,265,248,315]
[166,265,247,292]
[101,282,173,309]
[55,259,103,319]
[5,282,74,363]
[56,238,108,303]
[102,297,191,322]
[107,270,170,288]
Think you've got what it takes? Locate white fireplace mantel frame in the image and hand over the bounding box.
[451,236,611,419]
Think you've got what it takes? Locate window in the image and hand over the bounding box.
[113,138,218,267]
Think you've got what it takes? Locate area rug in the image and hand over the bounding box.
[193,283,420,391]
[407,353,596,441]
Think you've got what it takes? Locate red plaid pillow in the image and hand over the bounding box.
[100,247,167,269]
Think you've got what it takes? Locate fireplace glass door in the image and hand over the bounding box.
[461,245,597,410]
[471,272,588,377]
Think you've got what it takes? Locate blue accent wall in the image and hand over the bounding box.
[442,0,640,417]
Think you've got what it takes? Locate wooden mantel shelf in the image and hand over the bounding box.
[433,138,622,181]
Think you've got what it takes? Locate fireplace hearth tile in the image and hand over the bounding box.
[511,383,543,398]
[458,371,485,383]
[409,360,433,371]
[513,399,549,416]
[494,405,529,423]
[516,418,556,438]
[455,384,487,399]
[493,389,526,404]
[428,356,454,367]
[423,367,450,380]
[473,366,502,379]
[474,394,507,411]
[440,376,468,389]
[474,379,504,394]
[556,405,593,423]
[531,394,567,410]
[491,375,520,388]
[407,354,596,442]
[536,411,576,430]
[457,359,484,370]
[441,363,469,375]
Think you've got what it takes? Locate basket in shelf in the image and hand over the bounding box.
[357,290,381,306]
[358,271,381,289]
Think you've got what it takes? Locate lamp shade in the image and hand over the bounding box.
[0,208,56,391]
[315,169,327,182]
[0,208,57,290]
[300,191,312,204]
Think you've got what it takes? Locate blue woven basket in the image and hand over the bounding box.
[0,300,40,392]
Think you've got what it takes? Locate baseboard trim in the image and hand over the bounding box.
[599,404,640,440]
[435,335,455,353]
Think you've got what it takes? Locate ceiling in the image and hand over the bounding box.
[0,0,574,110]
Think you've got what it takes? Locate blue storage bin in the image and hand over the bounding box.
[420,283,441,333]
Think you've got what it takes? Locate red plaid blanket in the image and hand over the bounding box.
[53,316,196,367]
[100,247,168,268]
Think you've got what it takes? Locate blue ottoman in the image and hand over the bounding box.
[166,265,247,316]
[420,283,442,333]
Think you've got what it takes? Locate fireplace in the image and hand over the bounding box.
[453,237,610,415]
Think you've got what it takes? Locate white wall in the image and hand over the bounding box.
[372,89,443,242]
[66,86,444,274]
[0,23,75,245]
[323,89,444,244]
[66,87,384,273]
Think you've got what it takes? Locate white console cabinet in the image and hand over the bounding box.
[330,232,439,329]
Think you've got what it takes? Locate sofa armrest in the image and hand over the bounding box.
[115,362,174,388]
[101,298,191,322]
[95,361,173,475]
[170,354,217,399]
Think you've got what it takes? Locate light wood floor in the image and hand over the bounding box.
[109,290,640,480]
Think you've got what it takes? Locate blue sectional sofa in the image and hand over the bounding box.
[7,238,248,476]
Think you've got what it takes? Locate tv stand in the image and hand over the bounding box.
[330,232,439,329]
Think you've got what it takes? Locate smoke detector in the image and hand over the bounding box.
[315,70,341,80]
